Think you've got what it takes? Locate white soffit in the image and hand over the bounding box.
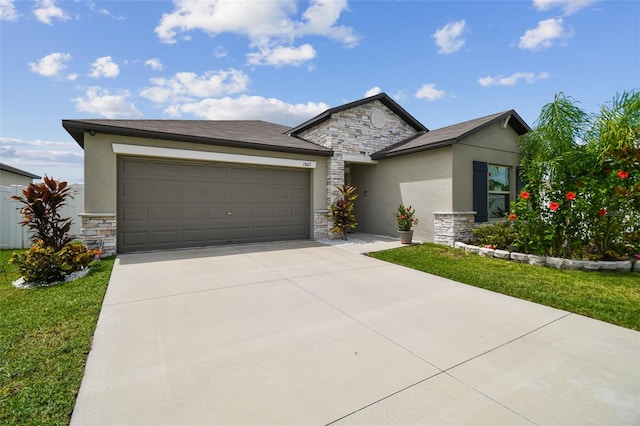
[343,154,378,164]
[111,143,316,169]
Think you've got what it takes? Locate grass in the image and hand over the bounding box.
[0,249,115,426]
[369,243,640,331]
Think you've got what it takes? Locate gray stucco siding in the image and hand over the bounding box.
[451,123,522,213]
[351,147,453,243]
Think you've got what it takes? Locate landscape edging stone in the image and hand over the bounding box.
[453,243,637,273]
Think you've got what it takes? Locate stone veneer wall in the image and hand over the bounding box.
[80,213,116,256]
[297,100,420,238]
[313,209,329,239]
[433,212,476,246]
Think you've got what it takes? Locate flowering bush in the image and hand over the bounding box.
[394,205,418,231]
[512,90,640,259]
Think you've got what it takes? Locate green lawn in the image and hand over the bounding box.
[0,250,114,426]
[369,243,640,331]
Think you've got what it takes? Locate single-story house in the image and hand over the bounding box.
[62,93,529,255]
[0,163,41,186]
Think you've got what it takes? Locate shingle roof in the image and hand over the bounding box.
[62,119,333,156]
[288,92,428,135]
[372,110,530,159]
[0,163,41,179]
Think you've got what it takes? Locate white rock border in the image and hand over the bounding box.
[12,268,91,289]
[453,242,638,273]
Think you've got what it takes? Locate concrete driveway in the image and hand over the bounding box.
[71,238,640,425]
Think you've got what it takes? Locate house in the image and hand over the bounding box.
[62,93,529,255]
[0,163,41,186]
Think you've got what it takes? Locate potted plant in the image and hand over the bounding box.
[395,205,418,244]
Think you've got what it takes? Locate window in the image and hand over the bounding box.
[488,165,510,219]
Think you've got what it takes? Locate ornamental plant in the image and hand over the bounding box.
[329,184,358,240]
[10,240,96,284]
[512,90,640,259]
[10,176,75,251]
[9,176,98,283]
[395,205,418,231]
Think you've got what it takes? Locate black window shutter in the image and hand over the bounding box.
[473,161,488,222]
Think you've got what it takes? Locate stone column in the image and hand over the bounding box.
[326,154,345,239]
[433,212,476,246]
[79,213,117,256]
[313,210,329,239]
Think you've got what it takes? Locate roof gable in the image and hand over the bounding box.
[372,110,530,159]
[288,93,428,135]
[62,119,333,157]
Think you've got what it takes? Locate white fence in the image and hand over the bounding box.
[0,184,84,250]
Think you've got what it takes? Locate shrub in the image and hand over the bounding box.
[329,184,358,240]
[512,90,640,259]
[10,241,97,284]
[472,221,517,250]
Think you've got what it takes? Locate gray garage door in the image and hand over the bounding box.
[117,156,310,253]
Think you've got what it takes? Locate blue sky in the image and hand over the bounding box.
[1,0,638,183]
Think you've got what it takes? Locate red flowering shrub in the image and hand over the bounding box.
[512,90,640,259]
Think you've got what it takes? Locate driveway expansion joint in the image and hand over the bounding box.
[102,278,287,306]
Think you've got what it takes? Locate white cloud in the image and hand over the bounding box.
[0,0,18,21]
[299,0,358,47]
[432,20,466,54]
[533,0,598,15]
[140,68,249,104]
[28,52,72,77]
[154,0,357,67]
[33,0,69,25]
[478,71,550,87]
[392,90,407,102]
[1,137,84,183]
[247,43,316,67]
[214,46,228,58]
[74,86,142,118]
[145,58,164,71]
[364,86,382,97]
[89,56,120,78]
[519,18,571,51]
[164,95,329,126]
[67,73,78,81]
[415,83,447,100]
[87,1,125,19]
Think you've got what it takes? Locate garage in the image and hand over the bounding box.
[117,156,310,253]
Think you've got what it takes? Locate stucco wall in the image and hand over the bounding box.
[451,122,522,212]
[351,147,453,242]
[82,133,328,221]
